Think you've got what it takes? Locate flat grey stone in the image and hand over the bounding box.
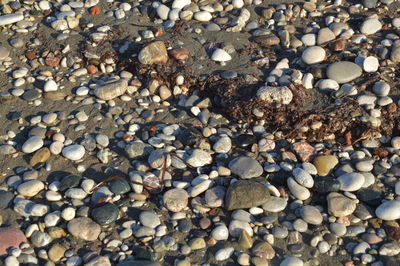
[326,61,362,83]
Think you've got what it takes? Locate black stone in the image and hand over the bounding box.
[357,188,383,207]
[313,177,341,194]
[109,178,131,195]
[373,164,387,175]
[236,134,257,147]
[91,203,119,225]
[22,89,41,101]
[260,214,278,224]
[267,171,288,186]
[0,190,14,209]
[354,203,374,220]
[178,220,192,233]
[288,243,305,254]
[59,175,82,192]
[220,70,237,80]
[7,111,21,120]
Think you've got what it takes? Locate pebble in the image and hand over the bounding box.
[163,188,189,212]
[225,180,270,210]
[62,144,85,161]
[292,168,314,188]
[0,228,27,256]
[0,13,24,26]
[280,256,303,266]
[17,180,44,197]
[67,217,101,241]
[138,41,168,65]
[44,80,58,92]
[215,247,234,261]
[327,192,357,217]
[375,200,400,220]
[22,136,44,154]
[194,11,212,22]
[372,81,390,96]
[229,156,263,179]
[313,155,338,176]
[140,211,160,228]
[211,49,232,62]
[91,203,119,225]
[300,205,323,225]
[287,177,310,200]
[301,46,326,64]
[360,18,382,35]
[326,61,363,83]
[337,172,365,191]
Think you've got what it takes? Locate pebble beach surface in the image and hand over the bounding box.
[1,0,400,266]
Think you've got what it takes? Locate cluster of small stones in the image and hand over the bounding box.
[1,0,400,266]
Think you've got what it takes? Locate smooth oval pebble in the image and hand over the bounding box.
[337,172,365,191]
[292,168,314,188]
[326,61,362,84]
[301,46,326,64]
[300,205,323,225]
[375,200,400,220]
[22,136,44,154]
[211,49,232,62]
[287,177,310,200]
[62,144,85,161]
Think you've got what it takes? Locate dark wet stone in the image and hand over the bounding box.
[373,164,387,175]
[221,70,237,79]
[109,178,131,195]
[178,220,192,233]
[267,171,288,186]
[0,190,14,209]
[177,131,198,146]
[225,180,270,210]
[91,203,119,226]
[288,243,305,254]
[380,256,399,266]
[22,89,41,101]
[313,177,341,194]
[354,203,374,220]
[236,134,257,147]
[141,110,154,122]
[7,111,21,120]
[323,233,338,245]
[171,110,188,119]
[357,188,383,207]
[59,175,82,192]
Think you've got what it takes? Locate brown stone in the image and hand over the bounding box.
[48,244,66,262]
[332,39,346,52]
[0,227,27,255]
[44,91,66,101]
[138,41,168,64]
[252,242,275,259]
[169,48,190,60]
[47,227,67,239]
[253,35,280,47]
[384,225,400,242]
[313,155,339,176]
[225,180,270,211]
[25,50,36,60]
[87,64,97,74]
[292,142,315,162]
[30,147,51,166]
[327,192,356,217]
[45,56,61,67]
[239,229,253,249]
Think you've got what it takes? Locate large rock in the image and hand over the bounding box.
[0,227,27,255]
[225,180,270,210]
[67,217,101,241]
[94,79,128,100]
[326,61,362,83]
[138,41,168,64]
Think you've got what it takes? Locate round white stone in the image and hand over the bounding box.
[363,56,379,72]
[17,180,45,197]
[292,168,314,188]
[156,4,170,20]
[376,200,400,220]
[211,49,232,62]
[215,247,234,261]
[337,172,365,191]
[194,11,212,22]
[62,144,85,161]
[172,0,191,9]
[22,136,44,154]
[287,177,310,200]
[372,81,390,96]
[360,18,382,35]
[211,225,229,240]
[301,46,326,65]
[280,256,304,266]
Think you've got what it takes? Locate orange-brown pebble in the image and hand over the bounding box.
[90,6,101,15]
[87,65,97,74]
